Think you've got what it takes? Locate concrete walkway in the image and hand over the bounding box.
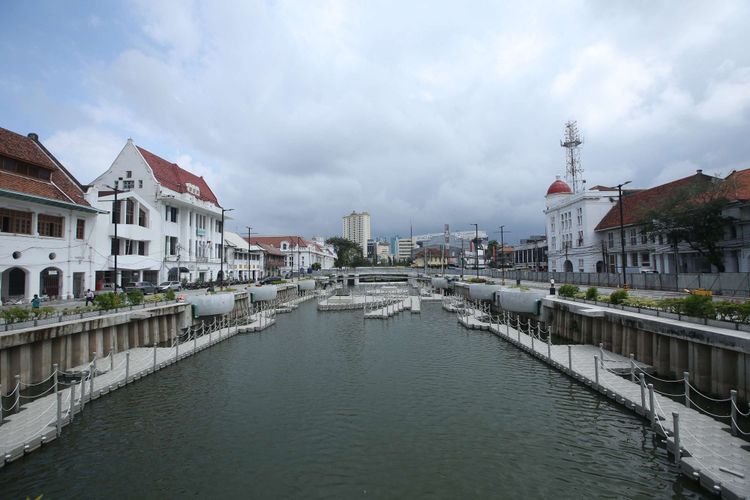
[457,305,750,499]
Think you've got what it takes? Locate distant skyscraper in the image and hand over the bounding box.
[342,211,371,254]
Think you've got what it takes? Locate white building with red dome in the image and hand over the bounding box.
[544,177,619,273]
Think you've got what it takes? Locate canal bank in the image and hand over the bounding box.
[0,299,707,499]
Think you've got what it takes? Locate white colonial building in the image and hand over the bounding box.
[0,127,102,302]
[544,177,619,273]
[224,231,265,281]
[87,139,224,287]
[250,236,336,274]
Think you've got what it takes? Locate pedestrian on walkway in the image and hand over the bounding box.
[85,289,95,306]
[31,294,40,310]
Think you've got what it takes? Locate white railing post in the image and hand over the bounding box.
[110,350,114,372]
[125,352,130,384]
[594,355,600,386]
[672,412,680,464]
[56,390,62,437]
[599,343,604,368]
[648,384,656,427]
[731,389,738,437]
[639,373,646,410]
[53,363,59,394]
[684,372,690,409]
[547,334,551,359]
[153,342,158,370]
[630,354,635,383]
[193,327,197,352]
[14,374,20,412]
[69,382,75,422]
[505,312,509,337]
[80,372,86,412]
[90,354,96,397]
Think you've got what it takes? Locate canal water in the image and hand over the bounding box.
[1,300,708,499]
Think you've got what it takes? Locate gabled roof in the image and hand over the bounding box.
[723,168,750,201]
[595,171,718,232]
[249,235,310,249]
[0,127,90,207]
[136,146,220,206]
[254,242,286,257]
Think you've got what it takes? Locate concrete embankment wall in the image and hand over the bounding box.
[543,298,750,402]
[0,292,255,395]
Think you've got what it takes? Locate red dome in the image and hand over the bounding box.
[546,178,572,196]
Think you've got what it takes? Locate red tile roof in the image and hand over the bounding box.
[723,168,750,201]
[254,242,286,257]
[0,127,90,207]
[137,146,220,206]
[248,236,310,249]
[595,172,717,231]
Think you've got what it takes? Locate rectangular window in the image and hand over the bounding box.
[608,232,614,249]
[138,241,146,255]
[125,239,135,255]
[631,252,639,267]
[641,232,647,244]
[125,199,135,224]
[641,253,650,266]
[38,214,63,237]
[630,229,637,245]
[0,208,33,234]
[170,207,178,223]
[76,219,85,239]
[138,180,143,188]
[138,208,148,227]
[123,180,134,189]
[126,170,132,178]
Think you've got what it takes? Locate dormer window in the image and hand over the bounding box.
[282,242,288,250]
[186,182,201,197]
[1,155,52,181]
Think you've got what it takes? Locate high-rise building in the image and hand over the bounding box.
[342,211,371,254]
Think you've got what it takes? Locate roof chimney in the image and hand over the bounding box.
[696,169,703,174]
[27,133,38,141]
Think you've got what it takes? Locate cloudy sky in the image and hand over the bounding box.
[2,1,749,243]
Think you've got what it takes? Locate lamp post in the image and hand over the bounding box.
[106,177,125,291]
[220,208,234,289]
[617,181,632,288]
[498,225,506,284]
[470,223,479,279]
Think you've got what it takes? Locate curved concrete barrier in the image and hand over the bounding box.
[188,293,235,317]
[496,289,546,315]
[468,284,503,301]
[298,280,316,291]
[249,285,278,302]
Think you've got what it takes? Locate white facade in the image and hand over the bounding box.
[544,181,619,273]
[87,140,224,287]
[224,231,265,281]
[342,211,371,253]
[1,195,100,302]
[396,237,416,261]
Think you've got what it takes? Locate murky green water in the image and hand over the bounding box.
[0,300,707,499]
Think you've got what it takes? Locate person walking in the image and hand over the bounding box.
[85,289,95,306]
[31,294,41,310]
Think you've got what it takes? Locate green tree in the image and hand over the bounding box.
[638,176,734,272]
[325,237,363,267]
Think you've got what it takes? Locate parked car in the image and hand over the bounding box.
[260,276,282,285]
[157,281,182,292]
[97,283,124,294]
[124,281,157,295]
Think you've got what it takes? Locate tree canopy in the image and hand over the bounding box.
[325,237,366,267]
[637,178,734,272]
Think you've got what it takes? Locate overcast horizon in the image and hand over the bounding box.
[2,1,749,243]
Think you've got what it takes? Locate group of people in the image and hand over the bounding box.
[29,289,96,310]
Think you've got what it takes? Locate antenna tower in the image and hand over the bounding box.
[560,121,584,193]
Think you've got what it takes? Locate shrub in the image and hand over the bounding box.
[165,288,176,300]
[0,306,31,323]
[715,301,739,321]
[585,287,598,300]
[94,292,124,310]
[657,298,684,314]
[557,284,579,297]
[127,289,144,305]
[32,306,56,319]
[609,289,628,305]
[622,296,659,309]
[682,295,715,319]
[468,277,487,283]
[596,295,611,303]
[737,301,750,323]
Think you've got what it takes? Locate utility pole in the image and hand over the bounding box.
[246,226,254,283]
[106,177,125,290]
[220,208,234,289]
[470,223,479,279]
[499,225,505,284]
[617,181,631,288]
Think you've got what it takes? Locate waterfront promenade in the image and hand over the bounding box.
[455,300,750,499]
[0,293,321,466]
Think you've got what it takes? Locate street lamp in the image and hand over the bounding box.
[470,223,479,279]
[617,181,632,288]
[105,177,125,291]
[498,225,506,285]
[220,208,234,289]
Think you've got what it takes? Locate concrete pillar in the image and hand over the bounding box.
[712,347,737,397]
[142,319,150,346]
[653,335,670,375]
[19,344,32,384]
[0,349,10,395]
[691,343,711,396]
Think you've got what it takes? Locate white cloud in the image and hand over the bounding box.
[44,127,125,184]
